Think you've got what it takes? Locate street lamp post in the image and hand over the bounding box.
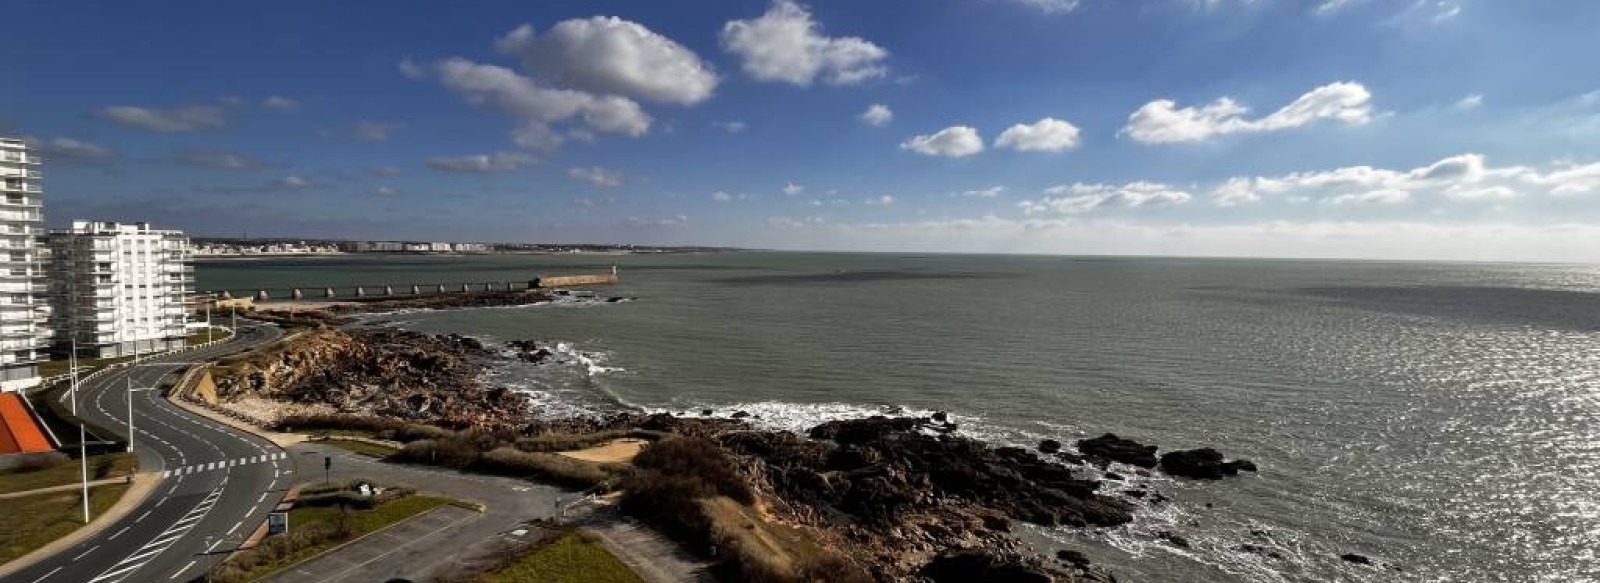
[126,380,154,453]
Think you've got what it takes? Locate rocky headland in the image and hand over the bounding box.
[198,324,1259,583]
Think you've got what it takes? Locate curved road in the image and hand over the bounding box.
[2,324,292,583]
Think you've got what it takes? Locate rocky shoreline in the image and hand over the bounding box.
[203,324,1262,582]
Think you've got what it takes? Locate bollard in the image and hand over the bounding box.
[436,284,446,293]
[256,290,269,301]
[221,291,234,300]
[292,289,303,300]
[461,283,470,293]
[356,287,366,297]
[411,285,421,295]
[384,285,394,296]
[325,287,336,299]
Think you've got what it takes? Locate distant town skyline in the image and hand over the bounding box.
[4,1,1600,261]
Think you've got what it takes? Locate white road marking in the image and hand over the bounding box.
[135,510,151,523]
[28,566,61,583]
[107,526,129,540]
[168,561,196,580]
[72,545,100,560]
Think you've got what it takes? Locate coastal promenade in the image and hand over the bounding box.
[0,325,291,583]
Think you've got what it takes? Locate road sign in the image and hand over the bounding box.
[267,512,289,535]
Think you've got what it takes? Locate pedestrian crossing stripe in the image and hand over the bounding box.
[161,452,286,478]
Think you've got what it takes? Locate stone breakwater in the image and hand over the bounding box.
[203,326,1263,582]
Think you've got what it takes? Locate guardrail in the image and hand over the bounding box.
[50,328,238,406]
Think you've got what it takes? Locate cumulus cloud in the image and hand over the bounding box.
[713,120,748,133]
[1206,153,1600,206]
[955,186,1005,198]
[425,152,538,173]
[861,104,893,127]
[353,121,403,141]
[568,165,624,187]
[712,191,751,202]
[766,216,826,228]
[901,126,984,158]
[174,148,273,170]
[96,105,226,132]
[495,18,717,105]
[370,186,399,196]
[1122,81,1373,143]
[1019,182,1193,215]
[31,137,116,164]
[865,194,896,206]
[995,117,1081,152]
[1010,0,1080,13]
[262,96,299,111]
[424,57,652,145]
[721,1,889,86]
[1454,93,1484,111]
[783,182,804,196]
[194,174,321,194]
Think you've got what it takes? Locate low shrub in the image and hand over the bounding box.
[631,437,752,503]
[477,447,616,489]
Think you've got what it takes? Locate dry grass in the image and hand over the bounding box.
[0,453,136,494]
[0,484,130,565]
[473,530,647,583]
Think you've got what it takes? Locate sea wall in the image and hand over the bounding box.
[531,273,619,288]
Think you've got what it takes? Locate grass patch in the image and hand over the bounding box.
[0,453,136,494]
[208,487,452,583]
[37,356,133,380]
[186,326,234,347]
[477,530,646,583]
[320,438,398,459]
[0,483,129,565]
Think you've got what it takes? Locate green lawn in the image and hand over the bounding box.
[0,453,136,495]
[319,438,398,459]
[37,356,133,380]
[213,492,451,582]
[0,484,130,565]
[483,531,646,583]
[186,326,234,346]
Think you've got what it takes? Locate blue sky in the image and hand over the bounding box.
[5,0,1600,260]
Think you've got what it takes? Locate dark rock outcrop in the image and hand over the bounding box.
[1159,448,1257,479]
[1077,433,1159,468]
[922,551,1057,583]
[1341,553,1372,565]
[1039,439,1063,454]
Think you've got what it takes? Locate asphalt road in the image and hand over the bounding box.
[1,324,292,583]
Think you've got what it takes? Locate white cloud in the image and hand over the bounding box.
[865,195,896,206]
[625,215,688,228]
[720,1,889,86]
[1207,153,1600,206]
[425,58,653,149]
[1010,0,1080,14]
[1315,0,1363,15]
[1454,93,1484,111]
[425,152,538,173]
[370,186,398,196]
[96,105,226,133]
[398,58,428,80]
[568,165,624,187]
[766,216,826,228]
[370,166,402,177]
[861,104,893,127]
[353,121,402,141]
[713,120,748,133]
[1122,81,1373,143]
[174,148,271,170]
[994,117,1081,152]
[901,126,984,158]
[1020,182,1193,215]
[712,191,751,202]
[783,182,804,196]
[495,18,717,105]
[262,96,299,111]
[32,137,116,163]
[955,186,1005,198]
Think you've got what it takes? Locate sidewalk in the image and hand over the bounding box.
[0,471,163,579]
[0,476,128,500]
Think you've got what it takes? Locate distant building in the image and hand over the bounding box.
[403,243,431,252]
[0,138,47,391]
[47,221,193,359]
[369,241,403,252]
[454,242,489,252]
[428,241,453,252]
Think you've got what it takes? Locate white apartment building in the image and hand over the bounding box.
[0,138,47,391]
[48,221,193,359]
